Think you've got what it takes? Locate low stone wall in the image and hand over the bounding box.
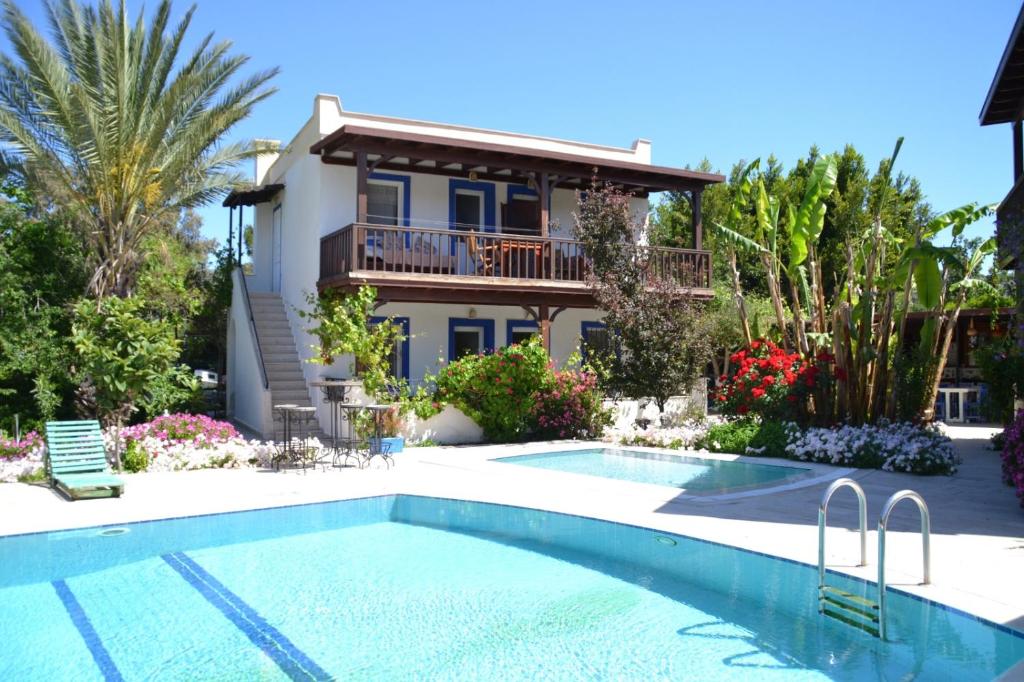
[603,384,708,432]
[401,405,484,445]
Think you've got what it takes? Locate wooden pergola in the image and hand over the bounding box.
[309,125,722,246]
[981,2,1024,271]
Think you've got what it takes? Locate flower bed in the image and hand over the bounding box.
[716,339,837,425]
[616,420,711,450]
[786,421,957,474]
[0,431,46,482]
[109,414,273,472]
[999,410,1024,507]
[615,417,957,475]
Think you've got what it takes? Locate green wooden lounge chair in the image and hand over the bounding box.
[45,420,124,500]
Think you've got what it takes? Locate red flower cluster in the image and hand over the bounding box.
[716,339,836,421]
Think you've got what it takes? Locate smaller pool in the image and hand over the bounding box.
[495,448,809,493]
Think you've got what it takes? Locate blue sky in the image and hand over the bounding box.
[9,1,1023,245]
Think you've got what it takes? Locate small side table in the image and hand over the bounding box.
[364,404,395,469]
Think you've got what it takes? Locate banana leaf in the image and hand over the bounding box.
[711,221,768,254]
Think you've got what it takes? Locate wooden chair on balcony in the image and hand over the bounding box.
[465,229,498,277]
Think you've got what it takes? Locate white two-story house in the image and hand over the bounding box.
[225,93,720,439]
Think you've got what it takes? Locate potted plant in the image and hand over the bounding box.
[363,404,405,454]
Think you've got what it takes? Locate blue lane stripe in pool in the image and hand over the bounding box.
[162,552,330,681]
[52,579,125,682]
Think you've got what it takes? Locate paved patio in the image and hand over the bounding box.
[1,425,1021,634]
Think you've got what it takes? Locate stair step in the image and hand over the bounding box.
[821,602,880,636]
[260,341,298,350]
[270,381,308,392]
[266,361,302,370]
[820,586,879,615]
[819,586,879,636]
[272,392,313,402]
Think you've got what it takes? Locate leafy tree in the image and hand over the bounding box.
[299,286,406,400]
[0,181,87,430]
[71,296,193,466]
[181,242,234,374]
[0,0,278,297]
[135,208,215,326]
[704,284,780,384]
[575,183,713,412]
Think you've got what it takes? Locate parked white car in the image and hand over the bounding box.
[193,369,218,389]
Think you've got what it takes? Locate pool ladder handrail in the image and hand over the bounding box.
[877,489,931,641]
[817,477,868,589]
[819,477,933,638]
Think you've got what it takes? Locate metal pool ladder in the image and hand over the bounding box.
[817,480,931,640]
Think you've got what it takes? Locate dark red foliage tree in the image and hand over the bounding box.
[573,183,713,412]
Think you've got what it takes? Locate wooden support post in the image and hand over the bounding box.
[1014,120,1023,183]
[538,172,550,238]
[237,205,244,264]
[227,206,235,267]
[692,188,703,251]
[539,303,551,354]
[356,150,369,223]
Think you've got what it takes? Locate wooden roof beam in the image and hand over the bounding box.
[325,139,706,192]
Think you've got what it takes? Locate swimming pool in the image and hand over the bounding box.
[495,447,809,493]
[1,495,1021,680]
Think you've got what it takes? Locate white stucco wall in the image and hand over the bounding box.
[227,270,273,437]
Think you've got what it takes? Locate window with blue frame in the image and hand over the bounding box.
[367,172,411,249]
[580,321,612,364]
[369,316,410,381]
[504,184,540,235]
[506,319,539,346]
[448,318,495,361]
[449,179,496,232]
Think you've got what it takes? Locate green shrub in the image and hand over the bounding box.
[434,338,553,442]
[121,440,149,473]
[746,421,792,458]
[977,339,1024,425]
[700,419,760,454]
[17,467,47,484]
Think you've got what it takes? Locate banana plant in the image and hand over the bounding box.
[709,159,761,346]
[783,154,839,353]
[916,233,996,419]
[753,178,791,348]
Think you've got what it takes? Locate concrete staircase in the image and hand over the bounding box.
[248,291,324,440]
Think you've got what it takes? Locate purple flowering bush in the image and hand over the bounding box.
[0,431,46,482]
[108,413,271,472]
[531,369,611,440]
[1000,410,1024,508]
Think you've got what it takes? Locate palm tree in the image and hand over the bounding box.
[0,0,277,297]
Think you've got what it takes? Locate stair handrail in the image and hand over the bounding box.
[877,489,931,640]
[236,266,269,390]
[818,477,868,590]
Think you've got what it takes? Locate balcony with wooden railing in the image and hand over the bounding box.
[318,222,712,307]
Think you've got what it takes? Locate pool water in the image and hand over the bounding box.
[1,495,1021,680]
[496,447,808,493]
